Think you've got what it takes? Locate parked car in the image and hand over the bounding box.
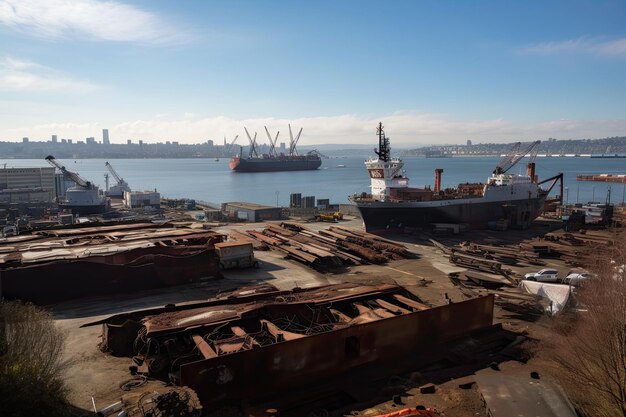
[524,268,559,282]
[563,270,595,286]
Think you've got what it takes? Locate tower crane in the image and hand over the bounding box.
[288,124,303,156]
[104,161,131,197]
[45,155,92,188]
[492,141,541,175]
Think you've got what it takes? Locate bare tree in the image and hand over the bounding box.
[545,232,626,417]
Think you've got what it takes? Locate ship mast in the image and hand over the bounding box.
[374,122,390,162]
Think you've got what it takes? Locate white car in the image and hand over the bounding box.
[524,268,559,283]
[563,271,595,286]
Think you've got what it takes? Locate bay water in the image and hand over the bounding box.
[1,156,624,207]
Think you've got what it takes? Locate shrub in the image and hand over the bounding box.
[0,300,69,417]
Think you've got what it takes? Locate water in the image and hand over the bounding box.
[1,156,624,207]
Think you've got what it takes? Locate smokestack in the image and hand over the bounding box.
[527,162,536,183]
[434,168,444,193]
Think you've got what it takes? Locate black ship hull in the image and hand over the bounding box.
[230,157,321,172]
[356,196,547,233]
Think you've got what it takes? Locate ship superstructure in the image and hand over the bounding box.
[229,125,322,172]
[352,124,563,232]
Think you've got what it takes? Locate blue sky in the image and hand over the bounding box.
[1,0,626,145]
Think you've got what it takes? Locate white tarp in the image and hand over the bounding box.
[520,281,572,315]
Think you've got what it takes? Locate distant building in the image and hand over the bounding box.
[139,140,143,146]
[166,141,171,145]
[68,139,73,144]
[467,140,472,146]
[172,141,179,146]
[103,129,110,145]
[86,137,96,145]
[61,139,67,144]
[207,140,214,147]
[22,137,29,143]
[127,139,132,145]
[124,190,160,209]
[280,142,286,154]
[52,135,58,144]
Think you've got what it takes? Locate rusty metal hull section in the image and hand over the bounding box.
[180,294,494,405]
[99,283,494,408]
[0,223,225,303]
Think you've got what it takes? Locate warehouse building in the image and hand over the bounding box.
[221,202,282,222]
[0,167,56,203]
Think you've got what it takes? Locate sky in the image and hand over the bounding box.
[1,0,626,146]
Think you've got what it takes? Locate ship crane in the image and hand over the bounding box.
[225,135,239,156]
[45,155,92,188]
[493,140,541,175]
[288,124,303,156]
[264,127,280,157]
[244,127,259,158]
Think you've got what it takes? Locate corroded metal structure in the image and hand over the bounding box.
[0,223,225,303]
[93,283,495,408]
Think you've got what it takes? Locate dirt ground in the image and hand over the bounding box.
[52,216,572,416]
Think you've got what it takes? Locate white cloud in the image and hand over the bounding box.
[0,0,186,43]
[4,112,626,145]
[523,37,626,57]
[0,56,98,92]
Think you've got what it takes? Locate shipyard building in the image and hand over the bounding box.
[0,167,56,203]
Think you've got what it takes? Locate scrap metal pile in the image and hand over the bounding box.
[245,223,415,270]
[448,270,545,318]
[91,282,495,409]
[0,222,225,303]
[520,229,623,267]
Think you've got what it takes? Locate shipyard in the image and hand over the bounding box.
[0,120,624,417]
[3,2,626,417]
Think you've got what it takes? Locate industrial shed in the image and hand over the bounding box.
[222,202,282,222]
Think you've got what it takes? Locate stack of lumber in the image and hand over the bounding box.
[245,223,415,270]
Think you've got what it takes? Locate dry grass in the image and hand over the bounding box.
[0,300,69,417]
[544,232,626,417]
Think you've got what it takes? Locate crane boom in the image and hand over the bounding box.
[45,155,90,188]
[264,126,280,157]
[244,127,258,158]
[288,124,303,156]
[105,162,123,185]
[504,140,541,174]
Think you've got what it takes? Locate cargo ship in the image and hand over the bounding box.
[229,125,322,172]
[351,123,563,232]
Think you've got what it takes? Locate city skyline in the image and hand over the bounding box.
[1,0,626,145]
